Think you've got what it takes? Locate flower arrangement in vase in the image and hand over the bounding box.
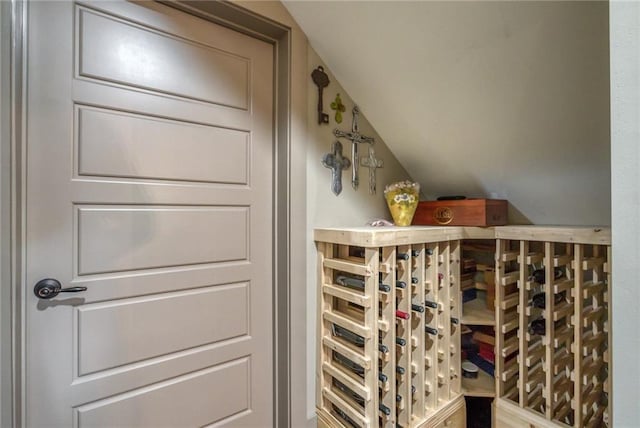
[384,180,420,226]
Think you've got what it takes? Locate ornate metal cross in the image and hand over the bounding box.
[333,106,374,190]
[322,141,351,195]
[360,145,384,195]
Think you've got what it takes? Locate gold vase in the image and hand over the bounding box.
[384,181,420,226]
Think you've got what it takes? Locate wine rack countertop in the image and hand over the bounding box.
[314,226,610,247]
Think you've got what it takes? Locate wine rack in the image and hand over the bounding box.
[494,227,611,428]
[315,228,464,428]
[316,226,611,428]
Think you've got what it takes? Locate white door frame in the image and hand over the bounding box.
[0,1,294,426]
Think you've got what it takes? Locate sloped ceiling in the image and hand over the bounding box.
[284,1,610,225]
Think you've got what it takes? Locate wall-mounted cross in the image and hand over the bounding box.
[322,141,351,195]
[333,106,374,190]
[360,145,384,195]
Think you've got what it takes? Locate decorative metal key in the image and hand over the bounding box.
[322,141,351,195]
[311,66,330,125]
[333,106,374,190]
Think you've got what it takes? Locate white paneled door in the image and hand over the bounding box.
[25,1,273,426]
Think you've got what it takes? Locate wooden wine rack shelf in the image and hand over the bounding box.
[315,226,611,428]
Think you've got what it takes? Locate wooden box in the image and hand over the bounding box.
[412,199,508,226]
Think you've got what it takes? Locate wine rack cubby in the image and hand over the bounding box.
[315,228,463,427]
[494,227,611,428]
[316,226,611,428]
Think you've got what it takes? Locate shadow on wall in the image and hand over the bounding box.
[508,203,532,225]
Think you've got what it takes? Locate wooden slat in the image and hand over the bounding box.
[318,242,333,414]
[502,314,519,334]
[583,306,605,327]
[544,241,554,419]
[322,387,367,428]
[553,349,573,375]
[323,284,371,307]
[526,252,544,265]
[502,336,519,358]
[395,244,411,426]
[323,336,370,369]
[525,341,544,367]
[501,270,519,286]
[324,258,372,277]
[528,384,545,411]
[582,331,606,356]
[502,251,518,262]
[606,245,613,427]
[362,247,379,426]
[552,374,572,402]
[554,395,572,422]
[582,257,605,270]
[525,362,544,392]
[553,302,573,322]
[553,279,573,294]
[553,254,572,267]
[582,281,605,299]
[324,311,370,339]
[501,293,519,310]
[411,244,426,419]
[574,243,584,426]
[323,362,370,401]
[495,239,507,398]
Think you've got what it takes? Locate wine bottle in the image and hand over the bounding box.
[424,300,439,309]
[411,250,421,257]
[379,403,391,416]
[425,248,434,256]
[396,280,407,289]
[396,337,406,346]
[333,406,359,428]
[528,317,545,336]
[530,267,565,284]
[411,277,419,284]
[531,291,566,309]
[332,324,364,347]
[425,326,438,336]
[379,372,388,382]
[397,252,410,260]
[336,274,391,293]
[379,344,389,353]
[333,379,364,406]
[396,310,410,320]
[412,304,425,313]
[396,394,402,402]
[333,352,365,376]
[451,317,459,325]
[396,366,405,374]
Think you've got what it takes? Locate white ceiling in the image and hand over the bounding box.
[284,1,611,225]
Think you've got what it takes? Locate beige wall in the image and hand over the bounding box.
[305,48,413,419]
[233,2,414,424]
[610,0,640,424]
[285,1,611,226]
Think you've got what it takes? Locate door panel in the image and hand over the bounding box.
[77,6,250,109]
[76,206,249,275]
[75,357,250,427]
[26,1,273,426]
[76,106,250,184]
[76,283,249,376]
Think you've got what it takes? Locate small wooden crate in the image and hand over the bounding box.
[413,199,508,227]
